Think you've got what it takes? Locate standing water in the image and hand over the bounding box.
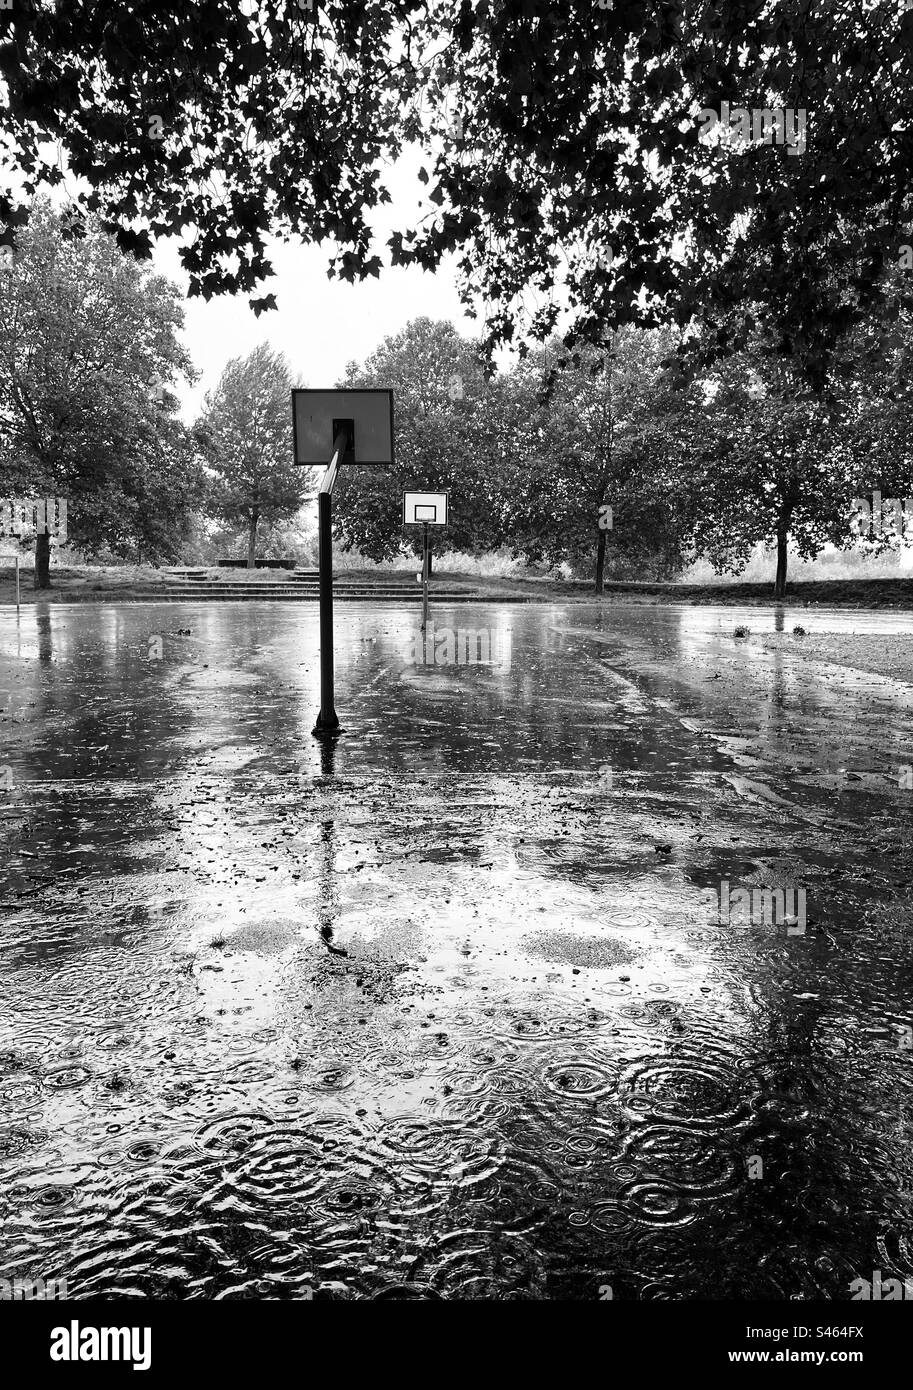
[1,601,912,1299]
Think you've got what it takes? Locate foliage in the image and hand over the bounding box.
[407,1,913,383]
[679,323,913,591]
[0,200,201,576]
[195,343,310,563]
[332,317,519,562]
[503,329,696,584]
[5,3,912,383]
[0,1,414,307]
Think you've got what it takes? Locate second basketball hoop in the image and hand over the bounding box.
[403,491,449,527]
[403,491,449,634]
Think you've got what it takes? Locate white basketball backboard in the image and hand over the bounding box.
[403,491,449,526]
[292,389,394,466]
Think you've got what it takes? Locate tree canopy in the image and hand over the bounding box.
[0,1,411,310]
[505,330,697,588]
[3,2,912,378]
[680,311,913,595]
[195,343,310,565]
[0,201,201,583]
[333,317,523,563]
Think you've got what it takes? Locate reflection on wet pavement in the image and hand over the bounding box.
[1,601,912,1299]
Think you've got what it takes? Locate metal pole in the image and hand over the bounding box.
[15,553,19,613]
[421,523,429,635]
[312,429,348,737]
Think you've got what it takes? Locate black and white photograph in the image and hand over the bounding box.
[1,0,911,1369]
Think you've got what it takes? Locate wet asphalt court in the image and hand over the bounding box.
[1,600,912,1299]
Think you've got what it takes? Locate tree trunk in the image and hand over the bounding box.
[247,514,258,569]
[774,527,788,600]
[34,532,51,589]
[595,529,607,595]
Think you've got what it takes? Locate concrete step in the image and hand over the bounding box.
[153,588,461,596]
[107,586,483,602]
[157,584,467,595]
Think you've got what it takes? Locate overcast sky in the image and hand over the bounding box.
[149,146,479,423]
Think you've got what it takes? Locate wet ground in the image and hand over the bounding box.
[1,600,912,1300]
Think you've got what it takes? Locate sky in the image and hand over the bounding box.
[148,146,480,424]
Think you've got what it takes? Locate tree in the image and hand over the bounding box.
[332,318,520,565]
[0,201,200,585]
[680,327,913,597]
[196,345,310,566]
[504,330,695,589]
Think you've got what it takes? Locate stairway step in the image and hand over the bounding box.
[91,588,482,601]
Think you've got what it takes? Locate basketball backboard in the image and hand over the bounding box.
[403,491,449,526]
[292,389,394,466]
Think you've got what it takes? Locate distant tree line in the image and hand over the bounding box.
[3,206,913,594]
[333,315,913,596]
